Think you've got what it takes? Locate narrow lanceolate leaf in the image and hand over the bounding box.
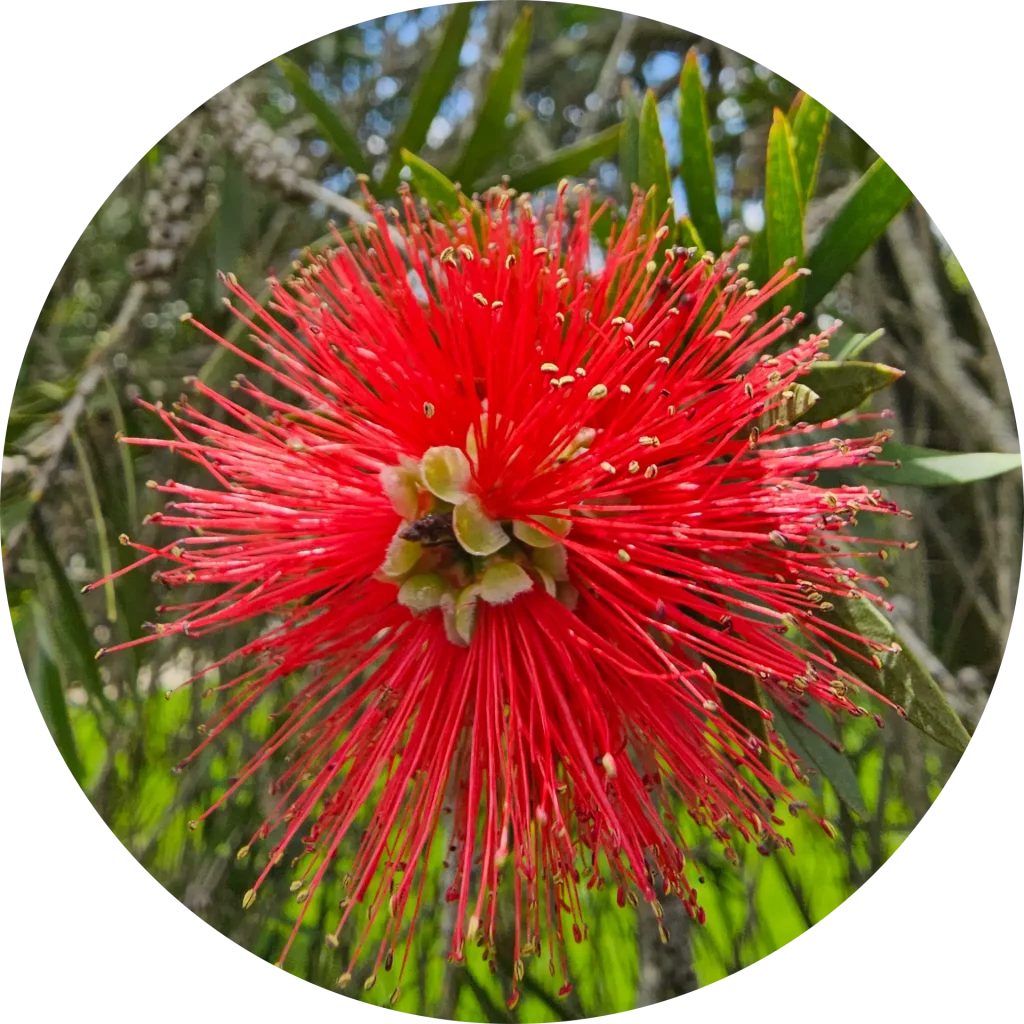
[679,49,722,253]
[710,662,770,768]
[858,445,1022,487]
[498,124,622,195]
[828,596,971,753]
[789,92,831,203]
[833,327,885,362]
[70,431,117,623]
[402,150,461,211]
[453,5,533,187]
[765,108,805,313]
[804,159,913,308]
[638,89,673,235]
[771,699,866,816]
[215,157,246,293]
[760,382,818,430]
[20,602,84,783]
[34,642,85,784]
[619,80,642,199]
[276,57,368,174]
[747,229,769,293]
[799,360,903,423]
[31,512,114,715]
[381,4,473,194]
[676,216,704,252]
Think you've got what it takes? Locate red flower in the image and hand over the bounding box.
[101,184,906,1004]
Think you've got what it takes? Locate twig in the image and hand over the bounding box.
[286,176,431,270]
[292,176,372,225]
[3,281,148,573]
[886,210,1018,454]
[635,892,698,1006]
[578,14,637,137]
[914,503,1003,641]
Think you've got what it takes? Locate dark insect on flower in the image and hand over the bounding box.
[97,182,906,1007]
[399,511,456,547]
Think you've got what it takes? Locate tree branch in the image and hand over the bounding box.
[3,281,148,573]
[886,210,1018,454]
[578,14,637,137]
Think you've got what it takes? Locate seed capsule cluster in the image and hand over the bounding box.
[128,119,212,291]
[208,85,316,198]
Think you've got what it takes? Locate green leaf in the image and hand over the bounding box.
[710,661,770,768]
[858,445,1022,487]
[747,229,769,290]
[453,6,533,187]
[942,250,971,294]
[276,57,368,174]
[679,50,722,253]
[789,92,831,203]
[5,384,69,448]
[94,385,149,648]
[214,156,246,282]
[770,699,866,816]
[676,216,704,252]
[31,512,115,717]
[619,80,642,199]
[833,327,885,362]
[799,360,903,423]
[765,108,805,312]
[461,966,513,1024]
[401,150,461,211]
[589,204,615,249]
[34,381,73,402]
[381,4,473,194]
[544,3,607,28]
[827,596,971,753]
[638,89,673,235]
[102,374,137,527]
[33,628,85,784]
[760,382,819,430]
[70,430,116,624]
[805,159,913,308]
[0,491,31,543]
[498,124,622,195]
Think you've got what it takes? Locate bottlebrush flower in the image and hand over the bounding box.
[99,182,907,1007]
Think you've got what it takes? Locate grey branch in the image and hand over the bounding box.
[3,281,148,573]
[578,14,637,137]
[886,210,1018,454]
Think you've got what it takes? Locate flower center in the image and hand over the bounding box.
[377,445,574,645]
